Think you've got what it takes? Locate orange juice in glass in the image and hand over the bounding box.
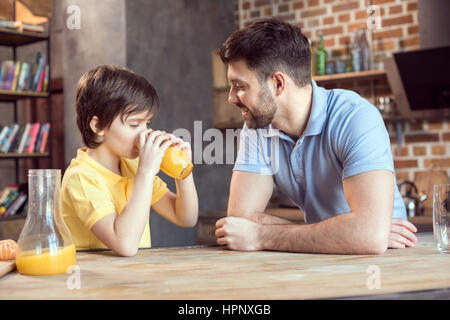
[16,169,76,276]
[160,146,193,180]
[16,244,76,276]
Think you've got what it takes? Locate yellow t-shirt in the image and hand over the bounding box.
[61,147,169,251]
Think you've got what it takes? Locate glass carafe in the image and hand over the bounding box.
[16,169,76,275]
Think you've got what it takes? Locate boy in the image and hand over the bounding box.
[61,65,198,256]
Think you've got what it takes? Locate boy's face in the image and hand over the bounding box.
[100,111,152,159]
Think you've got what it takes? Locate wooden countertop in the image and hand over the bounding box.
[0,233,448,300]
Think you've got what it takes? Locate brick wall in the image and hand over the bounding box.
[232,0,450,183]
[235,0,420,66]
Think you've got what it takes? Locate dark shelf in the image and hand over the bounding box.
[313,69,387,83]
[0,213,26,221]
[0,152,50,159]
[0,27,48,46]
[0,90,49,102]
[382,114,406,121]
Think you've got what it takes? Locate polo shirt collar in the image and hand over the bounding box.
[76,148,129,185]
[259,80,327,139]
[302,80,327,137]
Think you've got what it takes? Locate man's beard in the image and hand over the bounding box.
[240,84,277,129]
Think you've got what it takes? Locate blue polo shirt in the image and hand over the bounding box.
[233,80,406,223]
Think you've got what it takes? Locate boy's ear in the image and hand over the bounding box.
[89,116,105,137]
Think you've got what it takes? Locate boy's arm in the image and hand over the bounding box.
[90,171,156,257]
[151,172,198,228]
[90,130,173,256]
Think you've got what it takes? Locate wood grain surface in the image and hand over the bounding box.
[0,233,448,300]
[0,261,15,279]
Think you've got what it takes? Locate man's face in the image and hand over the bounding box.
[227,59,277,129]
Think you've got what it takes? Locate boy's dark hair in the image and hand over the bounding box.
[75,65,159,148]
[219,17,311,87]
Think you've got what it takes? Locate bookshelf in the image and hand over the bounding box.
[0,1,52,229]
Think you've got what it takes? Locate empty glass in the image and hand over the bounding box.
[433,184,450,254]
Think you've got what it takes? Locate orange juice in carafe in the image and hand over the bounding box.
[16,244,76,276]
[160,146,193,180]
[17,169,76,276]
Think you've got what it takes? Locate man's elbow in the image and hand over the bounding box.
[366,239,388,255]
[361,230,389,255]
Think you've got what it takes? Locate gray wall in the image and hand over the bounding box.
[61,0,235,247]
[62,0,127,163]
[126,0,235,247]
[418,0,450,49]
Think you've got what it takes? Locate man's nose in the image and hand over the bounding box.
[228,87,239,105]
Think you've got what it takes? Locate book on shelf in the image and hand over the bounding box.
[0,123,19,153]
[0,19,45,33]
[17,123,30,153]
[0,184,27,218]
[3,193,27,217]
[0,122,50,154]
[0,125,9,144]
[0,184,17,204]
[0,52,48,93]
[0,184,19,216]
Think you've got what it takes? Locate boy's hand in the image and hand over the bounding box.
[165,133,192,161]
[137,129,174,177]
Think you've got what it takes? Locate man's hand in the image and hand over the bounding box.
[215,217,263,251]
[388,218,418,249]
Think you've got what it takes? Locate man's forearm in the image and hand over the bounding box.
[258,211,390,255]
[249,212,294,225]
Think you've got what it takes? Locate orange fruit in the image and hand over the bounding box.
[0,239,18,260]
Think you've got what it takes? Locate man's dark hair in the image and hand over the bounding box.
[219,17,311,87]
[75,65,159,148]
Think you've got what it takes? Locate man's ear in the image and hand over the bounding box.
[89,116,105,137]
[271,72,286,96]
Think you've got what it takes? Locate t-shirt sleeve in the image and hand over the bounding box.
[335,104,394,179]
[151,175,169,205]
[233,124,273,175]
[65,173,116,230]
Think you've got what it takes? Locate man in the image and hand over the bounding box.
[215,18,417,254]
